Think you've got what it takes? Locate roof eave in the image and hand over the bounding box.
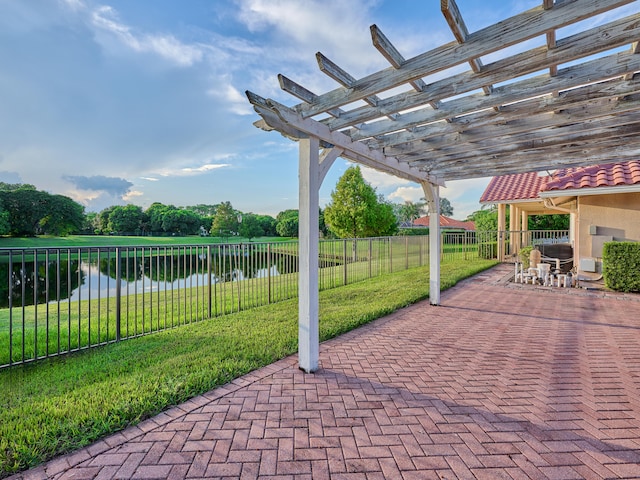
[539,184,640,197]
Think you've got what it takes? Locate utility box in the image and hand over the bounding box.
[589,225,598,235]
[580,257,596,272]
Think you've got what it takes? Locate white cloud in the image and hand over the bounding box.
[208,79,254,115]
[59,0,85,12]
[65,188,102,206]
[388,186,424,203]
[90,6,203,67]
[442,178,491,201]
[359,166,412,190]
[181,163,231,174]
[156,163,232,177]
[235,0,385,75]
[123,190,144,201]
[441,178,492,220]
[140,177,158,182]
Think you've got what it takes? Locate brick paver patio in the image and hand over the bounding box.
[11,265,640,479]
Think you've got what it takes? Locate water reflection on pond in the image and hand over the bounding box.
[0,251,296,308]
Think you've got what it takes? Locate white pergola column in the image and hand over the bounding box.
[422,182,441,306]
[509,204,517,255]
[297,140,341,373]
[513,206,522,252]
[521,210,529,247]
[298,137,320,373]
[497,203,506,261]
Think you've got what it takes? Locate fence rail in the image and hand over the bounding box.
[0,230,567,369]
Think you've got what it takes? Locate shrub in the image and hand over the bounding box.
[602,241,640,292]
[518,246,534,268]
[478,241,497,259]
[397,227,429,236]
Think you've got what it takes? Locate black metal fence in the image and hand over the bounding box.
[0,231,568,369]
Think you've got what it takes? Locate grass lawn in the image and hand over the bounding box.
[0,258,497,478]
[0,235,294,249]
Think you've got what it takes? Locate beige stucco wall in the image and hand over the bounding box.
[577,191,640,271]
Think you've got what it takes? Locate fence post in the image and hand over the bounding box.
[343,239,348,286]
[207,245,212,319]
[267,243,272,304]
[368,238,372,278]
[405,236,409,270]
[115,247,122,342]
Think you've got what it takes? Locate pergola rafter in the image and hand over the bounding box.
[245,0,640,372]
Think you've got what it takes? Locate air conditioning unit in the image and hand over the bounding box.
[580,257,596,273]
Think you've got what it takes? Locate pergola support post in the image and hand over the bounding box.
[509,204,517,255]
[497,203,506,261]
[422,182,441,306]
[521,210,529,247]
[298,137,320,373]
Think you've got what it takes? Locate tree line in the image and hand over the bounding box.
[7,168,564,241]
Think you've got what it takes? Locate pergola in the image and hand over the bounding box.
[246,0,640,372]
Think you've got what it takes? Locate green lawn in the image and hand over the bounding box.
[0,258,497,478]
[0,235,294,249]
[1,235,480,367]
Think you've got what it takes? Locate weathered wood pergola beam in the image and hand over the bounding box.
[407,123,640,167]
[325,13,640,132]
[543,0,559,78]
[278,75,344,119]
[441,0,494,97]
[370,24,445,117]
[384,85,640,156]
[395,112,640,160]
[364,53,640,150]
[370,25,426,95]
[423,140,640,179]
[315,53,383,111]
[245,91,441,186]
[295,0,632,117]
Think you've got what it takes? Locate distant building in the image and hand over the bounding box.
[412,215,475,231]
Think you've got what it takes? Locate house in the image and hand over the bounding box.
[480,161,640,273]
[413,214,475,231]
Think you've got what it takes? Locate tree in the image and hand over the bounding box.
[255,214,278,237]
[324,166,397,238]
[0,198,12,236]
[396,201,424,225]
[96,206,117,234]
[210,201,239,238]
[421,196,454,217]
[146,202,169,233]
[238,214,263,241]
[38,194,85,236]
[83,212,98,234]
[275,210,299,237]
[0,185,85,236]
[0,188,49,236]
[108,205,147,234]
[440,198,454,217]
[528,214,569,231]
[466,205,501,232]
[162,209,201,235]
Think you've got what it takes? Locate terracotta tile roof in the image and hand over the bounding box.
[413,215,476,231]
[479,171,548,203]
[480,161,640,202]
[542,161,640,192]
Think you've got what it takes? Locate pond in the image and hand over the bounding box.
[0,250,298,308]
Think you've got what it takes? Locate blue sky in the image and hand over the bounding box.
[0,0,634,219]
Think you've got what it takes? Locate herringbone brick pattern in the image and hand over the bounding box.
[12,265,640,479]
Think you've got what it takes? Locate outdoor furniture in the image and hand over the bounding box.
[552,273,568,288]
[537,263,551,286]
